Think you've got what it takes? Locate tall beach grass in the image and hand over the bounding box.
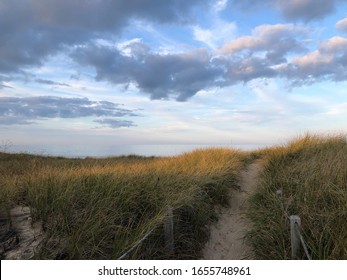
[0,148,246,259]
[2,134,347,260]
[247,134,347,259]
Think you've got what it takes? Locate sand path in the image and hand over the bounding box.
[2,206,43,259]
[202,160,263,259]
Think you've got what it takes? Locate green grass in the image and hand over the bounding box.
[247,134,347,259]
[0,148,246,259]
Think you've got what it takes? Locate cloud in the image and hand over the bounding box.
[336,18,347,33]
[232,0,339,21]
[71,24,347,99]
[193,27,215,48]
[2,0,345,103]
[192,0,236,51]
[72,41,224,101]
[221,24,308,63]
[276,0,336,21]
[0,0,210,75]
[0,75,14,89]
[217,24,309,83]
[0,96,138,128]
[214,0,228,12]
[193,21,237,50]
[0,84,12,89]
[231,0,273,10]
[94,119,136,128]
[325,102,347,115]
[225,56,277,82]
[282,36,347,84]
[219,25,347,87]
[35,79,70,87]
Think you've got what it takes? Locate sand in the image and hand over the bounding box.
[2,206,43,260]
[202,161,263,259]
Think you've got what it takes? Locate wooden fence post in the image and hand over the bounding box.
[290,215,301,260]
[164,205,174,255]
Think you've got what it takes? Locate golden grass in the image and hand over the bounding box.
[0,148,246,259]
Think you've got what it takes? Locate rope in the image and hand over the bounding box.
[276,189,312,260]
[117,229,154,260]
[116,204,181,260]
[294,222,312,260]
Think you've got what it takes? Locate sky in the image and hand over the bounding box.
[1,0,347,156]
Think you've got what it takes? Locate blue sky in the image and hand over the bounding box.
[1,0,347,155]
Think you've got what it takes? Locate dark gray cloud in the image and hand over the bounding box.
[0,96,138,128]
[0,0,210,75]
[276,0,336,21]
[72,41,224,101]
[232,0,340,21]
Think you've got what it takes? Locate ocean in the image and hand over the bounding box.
[6,143,262,158]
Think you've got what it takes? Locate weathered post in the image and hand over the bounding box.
[164,205,174,255]
[290,215,301,259]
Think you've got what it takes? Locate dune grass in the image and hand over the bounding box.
[247,134,347,259]
[2,134,347,260]
[0,148,246,259]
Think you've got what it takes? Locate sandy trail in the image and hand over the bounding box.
[202,161,263,259]
[2,206,43,259]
